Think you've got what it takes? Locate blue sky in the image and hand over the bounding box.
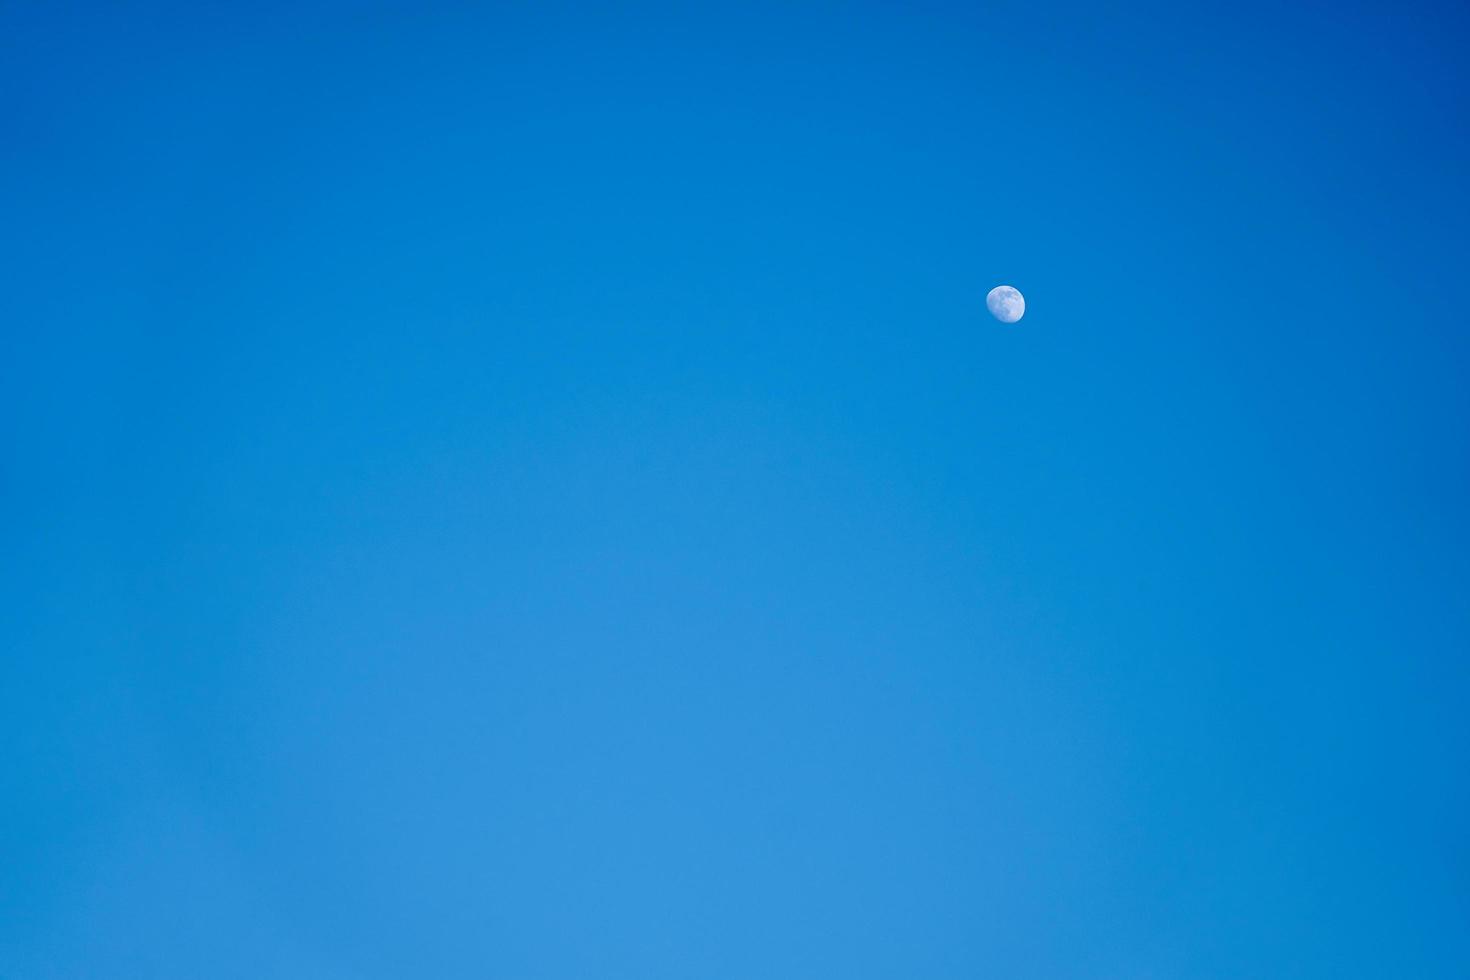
[4,1,1468,976]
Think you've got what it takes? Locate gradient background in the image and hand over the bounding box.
[4,1,1469,976]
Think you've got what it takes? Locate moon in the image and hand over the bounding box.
[986,285,1025,323]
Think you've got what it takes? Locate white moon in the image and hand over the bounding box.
[986,285,1025,323]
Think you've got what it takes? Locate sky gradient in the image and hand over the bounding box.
[4,1,1469,976]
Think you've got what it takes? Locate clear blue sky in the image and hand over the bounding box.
[4,1,1468,976]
